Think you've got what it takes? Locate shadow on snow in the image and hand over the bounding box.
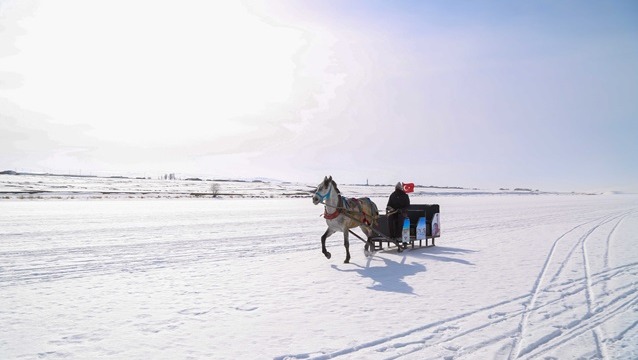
[408,245,477,266]
[332,256,425,295]
[330,246,475,295]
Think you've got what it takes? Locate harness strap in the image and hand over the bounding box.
[350,198,369,225]
[320,197,376,225]
[325,197,374,226]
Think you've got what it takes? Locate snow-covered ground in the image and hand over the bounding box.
[1,177,637,359]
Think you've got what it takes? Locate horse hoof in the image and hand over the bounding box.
[324,252,331,259]
[344,259,350,264]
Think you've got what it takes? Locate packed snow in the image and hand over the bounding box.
[1,175,637,359]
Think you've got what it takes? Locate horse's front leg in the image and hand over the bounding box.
[321,228,336,260]
[343,231,351,264]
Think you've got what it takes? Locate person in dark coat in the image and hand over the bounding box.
[386,182,410,242]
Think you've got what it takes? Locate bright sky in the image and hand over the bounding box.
[1,0,637,192]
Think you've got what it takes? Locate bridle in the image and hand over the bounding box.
[314,185,332,203]
[314,182,343,219]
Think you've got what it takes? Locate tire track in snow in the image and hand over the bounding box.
[388,264,638,360]
[0,231,317,287]
[579,212,634,359]
[274,262,638,360]
[273,210,638,360]
[594,210,634,360]
[385,272,637,360]
[603,211,630,270]
[602,211,633,297]
[613,318,638,342]
[507,217,597,360]
[543,261,638,296]
[574,211,632,359]
[582,215,607,359]
[508,211,629,360]
[523,288,638,359]
[548,211,628,284]
[274,294,530,360]
[511,210,636,359]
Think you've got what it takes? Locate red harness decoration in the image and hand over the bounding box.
[323,208,341,220]
[323,195,344,220]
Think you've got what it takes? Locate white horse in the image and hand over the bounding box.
[312,176,381,263]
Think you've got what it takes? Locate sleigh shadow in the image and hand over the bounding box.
[407,245,476,266]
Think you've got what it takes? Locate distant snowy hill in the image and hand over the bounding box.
[0,172,597,199]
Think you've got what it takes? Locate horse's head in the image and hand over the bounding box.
[312,175,336,205]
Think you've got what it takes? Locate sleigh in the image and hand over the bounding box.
[368,204,441,251]
[313,176,442,263]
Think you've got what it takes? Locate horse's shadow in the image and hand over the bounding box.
[331,256,425,295]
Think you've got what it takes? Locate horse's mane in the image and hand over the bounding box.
[330,179,341,194]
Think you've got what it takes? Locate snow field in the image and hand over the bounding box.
[1,194,637,359]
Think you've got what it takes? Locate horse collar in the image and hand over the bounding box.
[324,207,340,220]
[323,194,343,220]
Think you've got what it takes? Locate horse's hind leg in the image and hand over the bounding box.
[321,228,336,260]
[364,240,374,257]
[361,226,374,256]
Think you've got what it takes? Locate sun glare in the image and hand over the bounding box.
[2,0,305,146]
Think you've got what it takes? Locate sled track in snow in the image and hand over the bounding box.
[548,212,628,284]
[509,210,634,360]
[524,286,638,359]
[274,262,638,360]
[275,210,638,360]
[0,232,316,288]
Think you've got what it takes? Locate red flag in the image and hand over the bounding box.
[403,182,415,193]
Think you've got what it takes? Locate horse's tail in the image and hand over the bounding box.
[367,198,379,226]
